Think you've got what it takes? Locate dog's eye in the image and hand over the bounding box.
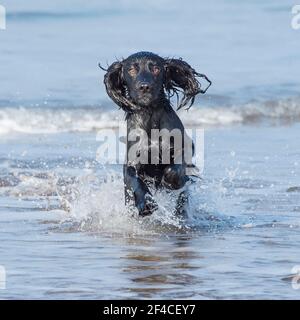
[152,66,160,76]
[128,64,139,76]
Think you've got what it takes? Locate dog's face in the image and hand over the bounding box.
[101,51,211,112]
[122,52,165,107]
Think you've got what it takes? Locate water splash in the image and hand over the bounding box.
[54,169,238,235]
[0,167,243,234]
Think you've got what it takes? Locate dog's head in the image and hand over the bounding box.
[100,51,211,112]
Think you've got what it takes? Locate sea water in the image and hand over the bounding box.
[0,0,300,299]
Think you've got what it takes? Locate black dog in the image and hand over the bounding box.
[100,51,211,216]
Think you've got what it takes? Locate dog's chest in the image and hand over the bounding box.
[126,110,178,165]
[128,110,162,131]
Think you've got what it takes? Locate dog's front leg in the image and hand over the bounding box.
[123,165,157,216]
[162,165,190,216]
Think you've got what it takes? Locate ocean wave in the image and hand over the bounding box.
[0,97,299,135]
[0,106,123,135]
[180,97,300,126]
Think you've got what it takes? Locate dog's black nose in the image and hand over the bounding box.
[138,83,151,93]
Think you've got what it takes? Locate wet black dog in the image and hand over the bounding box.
[100,52,211,216]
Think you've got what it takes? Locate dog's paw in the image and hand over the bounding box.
[137,194,158,217]
[162,165,187,190]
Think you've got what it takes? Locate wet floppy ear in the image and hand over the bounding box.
[164,58,211,110]
[99,61,136,112]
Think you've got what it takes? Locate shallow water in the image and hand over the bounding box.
[1,0,300,107]
[0,124,299,299]
[1,0,300,299]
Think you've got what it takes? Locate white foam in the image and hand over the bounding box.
[0,97,299,136]
[54,171,235,234]
[0,106,124,135]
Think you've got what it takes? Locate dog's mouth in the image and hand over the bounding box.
[140,88,164,106]
[134,92,155,106]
